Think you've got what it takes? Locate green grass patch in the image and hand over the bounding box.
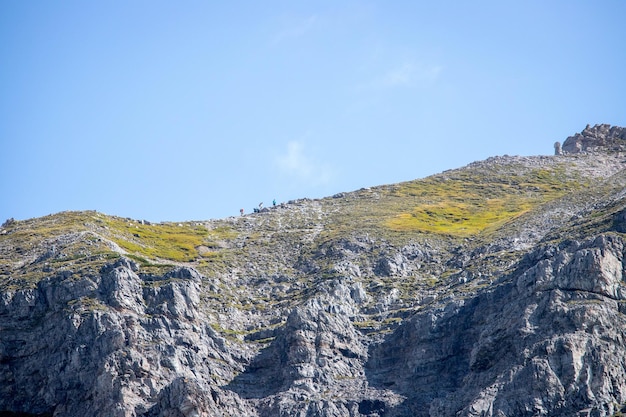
[387,198,534,236]
[103,218,210,262]
[384,167,583,237]
[0,211,95,246]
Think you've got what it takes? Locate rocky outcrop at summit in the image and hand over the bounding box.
[559,124,626,154]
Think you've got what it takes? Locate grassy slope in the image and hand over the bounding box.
[383,167,573,236]
[2,153,626,341]
[0,154,621,292]
[316,157,589,244]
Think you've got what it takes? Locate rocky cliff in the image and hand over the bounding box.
[2,124,626,417]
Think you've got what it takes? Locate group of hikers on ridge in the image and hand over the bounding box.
[240,199,277,216]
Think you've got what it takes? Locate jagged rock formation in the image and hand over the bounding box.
[2,124,626,417]
[558,124,626,155]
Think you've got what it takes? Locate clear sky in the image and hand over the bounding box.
[1,1,625,222]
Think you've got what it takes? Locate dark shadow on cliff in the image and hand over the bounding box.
[364,281,515,417]
[224,337,287,399]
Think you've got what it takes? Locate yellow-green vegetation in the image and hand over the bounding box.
[102,217,208,262]
[0,211,241,289]
[384,166,584,237]
[0,212,117,287]
[67,296,108,313]
[0,211,92,244]
[312,163,588,247]
[99,218,238,263]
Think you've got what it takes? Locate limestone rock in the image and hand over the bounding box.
[0,258,243,417]
[368,233,626,417]
[561,124,626,154]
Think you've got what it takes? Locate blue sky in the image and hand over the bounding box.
[1,1,625,222]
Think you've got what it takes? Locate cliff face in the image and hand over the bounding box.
[2,125,626,417]
[370,233,626,417]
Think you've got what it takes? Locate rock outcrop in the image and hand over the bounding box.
[2,126,626,416]
[561,124,626,154]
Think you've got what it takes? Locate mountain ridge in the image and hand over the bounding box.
[2,124,626,416]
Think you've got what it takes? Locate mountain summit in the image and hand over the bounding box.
[2,125,626,417]
[556,123,626,154]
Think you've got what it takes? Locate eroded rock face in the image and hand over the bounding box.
[4,231,626,417]
[0,260,245,417]
[368,233,626,417]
